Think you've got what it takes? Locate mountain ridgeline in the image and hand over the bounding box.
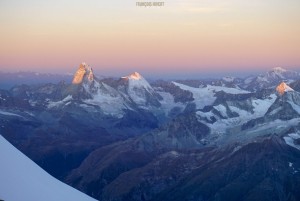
[1,64,300,201]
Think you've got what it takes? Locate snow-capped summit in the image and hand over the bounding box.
[72,62,94,84]
[121,72,162,107]
[272,67,287,74]
[266,67,299,80]
[122,72,152,92]
[265,82,300,120]
[127,72,143,80]
[122,72,144,81]
[222,76,235,82]
[276,82,294,95]
[242,67,300,91]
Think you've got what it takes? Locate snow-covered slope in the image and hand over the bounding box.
[0,135,97,201]
[121,72,158,106]
[173,82,250,109]
[122,72,153,92]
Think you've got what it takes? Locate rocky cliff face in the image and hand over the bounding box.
[72,62,94,84]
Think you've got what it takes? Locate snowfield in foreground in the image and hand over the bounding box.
[0,135,96,201]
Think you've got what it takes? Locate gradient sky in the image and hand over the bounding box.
[0,0,300,78]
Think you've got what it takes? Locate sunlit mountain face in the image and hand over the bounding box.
[0,64,300,201]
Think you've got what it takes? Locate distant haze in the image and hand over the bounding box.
[0,0,299,76]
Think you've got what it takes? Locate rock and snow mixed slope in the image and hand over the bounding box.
[276,81,294,95]
[120,72,162,107]
[173,81,250,109]
[265,82,300,119]
[1,65,300,201]
[0,135,96,201]
[243,67,300,91]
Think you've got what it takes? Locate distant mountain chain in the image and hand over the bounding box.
[0,63,300,201]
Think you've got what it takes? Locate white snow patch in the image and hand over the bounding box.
[47,95,72,109]
[0,111,22,118]
[222,76,235,82]
[83,83,128,118]
[124,73,154,105]
[29,100,37,107]
[244,77,254,85]
[0,135,96,201]
[157,91,184,116]
[213,105,227,117]
[256,76,269,83]
[173,82,250,109]
[284,132,300,151]
[284,134,300,151]
[196,111,215,120]
[252,94,277,117]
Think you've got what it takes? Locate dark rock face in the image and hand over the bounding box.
[290,80,300,92]
[153,137,300,201]
[69,136,300,201]
[66,112,210,200]
[265,91,300,120]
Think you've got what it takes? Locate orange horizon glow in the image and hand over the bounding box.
[0,0,299,77]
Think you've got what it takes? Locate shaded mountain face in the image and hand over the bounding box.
[1,65,300,201]
[151,137,300,201]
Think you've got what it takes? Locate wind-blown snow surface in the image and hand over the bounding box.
[0,135,96,201]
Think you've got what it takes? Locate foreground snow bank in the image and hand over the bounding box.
[0,135,97,201]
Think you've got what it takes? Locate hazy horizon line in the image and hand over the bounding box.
[1,66,299,80]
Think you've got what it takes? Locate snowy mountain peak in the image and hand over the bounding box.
[129,72,142,80]
[272,67,287,73]
[72,63,94,84]
[121,72,152,89]
[276,82,294,95]
[222,76,235,82]
[122,72,143,81]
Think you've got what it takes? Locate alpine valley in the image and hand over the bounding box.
[1,64,300,201]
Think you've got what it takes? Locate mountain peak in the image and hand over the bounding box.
[222,76,235,82]
[122,72,144,81]
[128,72,142,80]
[72,62,94,84]
[272,67,287,73]
[276,82,294,95]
